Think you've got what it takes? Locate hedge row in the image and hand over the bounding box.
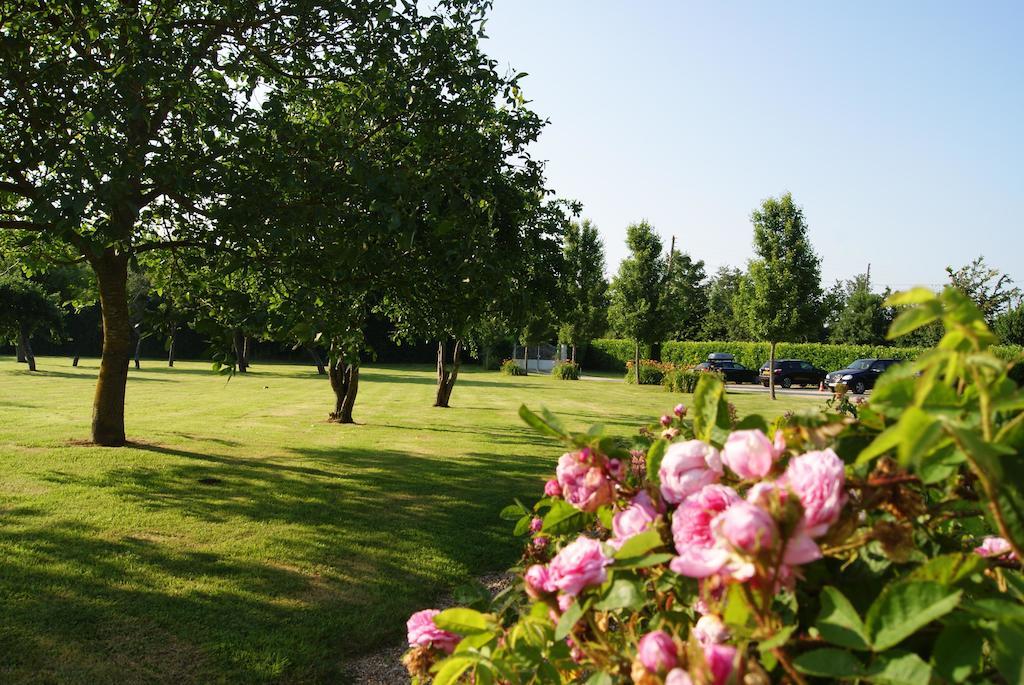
[582,339,652,372]
[585,339,1024,374]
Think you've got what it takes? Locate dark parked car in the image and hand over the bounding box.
[695,353,759,384]
[758,359,827,388]
[825,358,899,394]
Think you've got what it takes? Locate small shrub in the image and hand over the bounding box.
[624,359,668,385]
[499,359,525,376]
[551,360,580,380]
[662,366,723,393]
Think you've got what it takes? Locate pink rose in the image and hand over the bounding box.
[659,440,723,505]
[406,609,461,653]
[693,615,728,646]
[665,668,694,685]
[524,564,553,598]
[669,485,740,578]
[637,630,678,673]
[529,517,543,533]
[703,643,736,685]
[975,536,1017,559]
[533,536,549,549]
[721,429,777,479]
[544,478,562,497]
[713,500,776,554]
[772,430,786,457]
[608,458,625,480]
[781,449,847,537]
[556,451,615,512]
[745,481,822,568]
[547,535,612,596]
[674,403,687,417]
[611,491,660,548]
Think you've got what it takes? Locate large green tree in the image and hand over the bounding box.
[827,272,892,345]
[558,219,608,364]
[608,221,667,383]
[946,256,1020,326]
[699,266,749,341]
[663,249,707,341]
[0,274,62,371]
[0,0,439,445]
[739,193,822,399]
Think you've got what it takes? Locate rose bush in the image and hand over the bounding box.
[403,288,1024,684]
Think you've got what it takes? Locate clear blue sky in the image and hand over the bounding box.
[481,1,1024,290]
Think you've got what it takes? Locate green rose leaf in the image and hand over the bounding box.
[793,648,864,678]
[864,581,962,651]
[933,623,983,683]
[613,530,664,560]
[554,599,586,641]
[432,608,494,635]
[816,586,871,651]
[864,650,933,685]
[542,500,588,535]
[593,576,645,611]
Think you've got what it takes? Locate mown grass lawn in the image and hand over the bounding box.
[0,356,823,683]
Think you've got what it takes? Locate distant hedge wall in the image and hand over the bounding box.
[583,339,652,372]
[580,339,1024,374]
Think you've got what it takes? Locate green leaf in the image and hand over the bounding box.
[722,582,755,630]
[596,505,613,530]
[793,648,864,678]
[990,620,1024,685]
[906,553,983,586]
[594,576,645,611]
[432,608,493,635]
[864,650,933,685]
[541,500,588,535]
[888,301,942,340]
[885,288,938,307]
[613,530,664,560]
[613,552,674,570]
[816,586,871,651]
[692,373,727,444]
[519,405,567,439]
[431,656,475,685]
[757,624,796,652]
[646,439,668,485]
[554,599,584,641]
[512,515,532,536]
[499,503,529,520]
[864,581,962,651]
[858,407,942,468]
[933,623,983,683]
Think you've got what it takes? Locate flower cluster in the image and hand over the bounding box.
[404,294,1024,685]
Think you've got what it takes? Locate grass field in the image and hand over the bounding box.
[0,356,823,683]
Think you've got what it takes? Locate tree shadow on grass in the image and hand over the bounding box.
[8,442,549,683]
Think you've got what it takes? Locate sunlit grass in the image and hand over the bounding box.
[0,356,822,683]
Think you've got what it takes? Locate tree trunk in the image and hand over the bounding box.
[769,340,777,401]
[16,337,26,363]
[18,323,36,372]
[167,325,176,367]
[328,358,359,423]
[133,329,142,369]
[634,341,640,384]
[522,342,528,375]
[72,350,80,367]
[572,344,577,365]
[434,339,462,407]
[233,329,247,373]
[91,250,131,446]
[243,336,252,367]
[306,345,327,375]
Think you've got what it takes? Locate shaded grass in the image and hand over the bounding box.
[0,356,822,683]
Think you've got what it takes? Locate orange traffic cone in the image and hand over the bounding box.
[818,381,826,392]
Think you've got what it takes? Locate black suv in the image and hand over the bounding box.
[758,359,827,388]
[695,353,759,384]
[825,358,898,394]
